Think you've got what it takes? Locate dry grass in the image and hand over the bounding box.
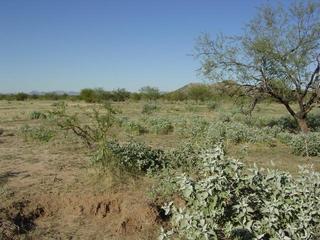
[0,99,319,239]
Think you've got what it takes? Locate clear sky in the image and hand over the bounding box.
[0,0,291,93]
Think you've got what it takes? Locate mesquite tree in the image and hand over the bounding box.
[195,1,320,133]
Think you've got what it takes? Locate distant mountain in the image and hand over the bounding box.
[171,80,241,94]
[29,91,79,96]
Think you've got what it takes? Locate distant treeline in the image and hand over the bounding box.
[0,82,249,102]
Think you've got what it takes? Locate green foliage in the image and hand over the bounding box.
[187,84,212,102]
[15,92,29,101]
[80,88,131,103]
[30,111,47,120]
[93,140,168,174]
[206,101,217,111]
[20,124,54,142]
[122,119,148,135]
[195,1,320,133]
[145,117,174,135]
[80,88,99,103]
[287,133,320,157]
[184,103,200,112]
[160,144,320,240]
[174,116,209,139]
[141,103,159,115]
[267,114,320,132]
[111,88,130,101]
[130,92,142,101]
[139,86,161,100]
[166,142,201,172]
[49,102,117,147]
[175,116,278,146]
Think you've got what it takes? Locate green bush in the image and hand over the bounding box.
[146,117,174,135]
[267,113,320,132]
[206,101,217,111]
[204,121,277,145]
[30,111,47,120]
[185,104,200,112]
[105,140,168,174]
[159,144,320,240]
[142,103,159,114]
[20,124,54,142]
[287,133,320,156]
[123,120,148,135]
[48,102,117,147]
[166,142,201,172]
[185,117,209,139]
[15,92,29,101]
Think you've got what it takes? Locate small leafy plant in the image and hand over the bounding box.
[159,144,320,240]
[20,124,54,142]
[30,111,47,120]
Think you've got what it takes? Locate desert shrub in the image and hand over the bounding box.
[185,103,200,112]
[174,116,206,138]
[204,121,276,145]
[139,86,161,100]
[166,142,201,171]
[277,131,293,144]
[48,102,117,147]
[20,124,54,142]
[267,116,298,132]
[159,144,320,240]
[287,133,320,156]
[30,111,47,120]
[146,117,174,135]
[217,112,233,122]
[123,120,148,135]
[206,101,217,111]
[100,140,168,174]
[142,103,159,114]
[15,92,29,101]
[306,113,320,131]
[267,113,320,132]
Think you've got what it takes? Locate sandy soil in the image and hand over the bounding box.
[0,130,161,240]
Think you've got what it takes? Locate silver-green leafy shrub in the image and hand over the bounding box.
[205,121,278,145]
[174,116,209,139]
[144,117,174,135]
[160,144,320,240]
[142,103,159,115]
[121,119,148,135]
[104,140,168,174]
[287,133,320,156]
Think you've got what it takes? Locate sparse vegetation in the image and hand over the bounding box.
[1,1,320,239]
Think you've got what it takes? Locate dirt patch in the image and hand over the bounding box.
[1,191,161,239]
[0,200,45,239]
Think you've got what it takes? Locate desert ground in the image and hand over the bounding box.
[1,100,319,239]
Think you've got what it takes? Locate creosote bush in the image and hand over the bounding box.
[159,144,320,240]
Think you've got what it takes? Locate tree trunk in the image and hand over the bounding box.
[296,117,309,134]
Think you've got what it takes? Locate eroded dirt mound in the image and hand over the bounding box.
[1,191,161,239]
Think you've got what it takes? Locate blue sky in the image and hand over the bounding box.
[0,0,290,93]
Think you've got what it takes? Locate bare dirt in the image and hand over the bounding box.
[0,129,161,240]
